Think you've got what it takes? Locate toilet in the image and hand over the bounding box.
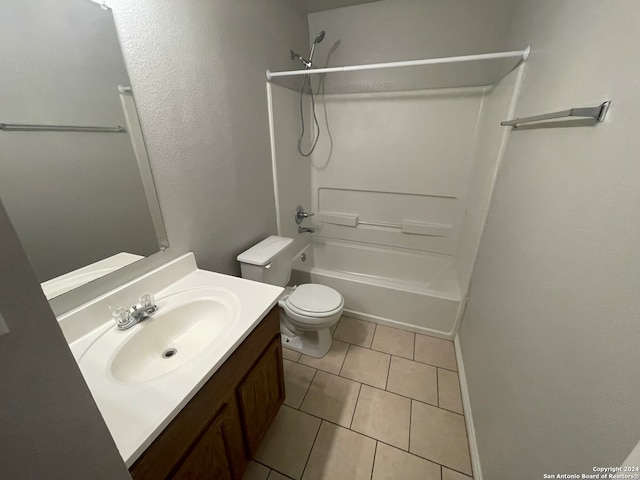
[237,235,344,358]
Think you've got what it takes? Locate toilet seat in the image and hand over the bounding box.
[280,284,344,325]
[287,284,343,314]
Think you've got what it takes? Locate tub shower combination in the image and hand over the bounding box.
[290,238,462,338]
[267,33,529,339]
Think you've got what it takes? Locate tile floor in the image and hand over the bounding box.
[244,316,472,480]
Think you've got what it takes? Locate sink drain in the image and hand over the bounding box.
[162,348,177,359]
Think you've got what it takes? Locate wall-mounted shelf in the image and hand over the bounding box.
[266,47,530,94]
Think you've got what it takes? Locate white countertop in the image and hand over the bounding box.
[58,253,283,466]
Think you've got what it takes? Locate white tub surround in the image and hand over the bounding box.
[57,253,282,467]
[291,238,462,338]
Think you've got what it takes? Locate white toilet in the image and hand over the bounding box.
[237,235,344,358]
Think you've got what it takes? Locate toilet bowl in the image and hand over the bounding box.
[278,284,344,357]
[237,236,344,358]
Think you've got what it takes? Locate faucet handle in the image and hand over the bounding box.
[112,306,132,328]
[295,205,315,225]
[138,293,155,309]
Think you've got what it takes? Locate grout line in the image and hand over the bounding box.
[298,368,319,409]
[384,353,392,390]
[369,345,413,360]
[267,467,295,480]
[336,342,349,374]
[436,368,440,407]
[300,419,324,479]
[369,322,378,350]
[413,332,417,361]
[413,356,459,373]
[409,399,413,454]
[350,382,363,429]
[338,343,351,376]
[370,441,378,480]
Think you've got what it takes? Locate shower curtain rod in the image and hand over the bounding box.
[266,47,530,80]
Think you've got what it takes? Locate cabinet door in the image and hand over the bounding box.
[237,337,285,455]
[171,406,233,480]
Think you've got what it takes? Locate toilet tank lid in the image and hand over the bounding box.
[236,235,294,266]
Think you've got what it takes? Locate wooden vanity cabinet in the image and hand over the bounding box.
[129,307,284,480]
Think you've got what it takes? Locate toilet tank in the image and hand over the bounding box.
[236,236,294,287]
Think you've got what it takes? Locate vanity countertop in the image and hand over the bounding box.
[57,253,283,466]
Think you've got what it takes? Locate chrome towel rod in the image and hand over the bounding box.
[501,101,611,128]
[0,123,126,133]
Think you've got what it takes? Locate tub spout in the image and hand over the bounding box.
[298,226,315,234]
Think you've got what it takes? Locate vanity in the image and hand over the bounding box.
[130,305,283,480]
[59,254,285,480]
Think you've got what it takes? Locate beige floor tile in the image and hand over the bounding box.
[414,334,457,371]
[333,316,376,348]
[283,360,316,409]
[410,401,472,475]
[351,385,411,450]
[372,442,441,480]
[300,371,361,427]
[254,405,321,480]
[371,325,415,359]
[243,461,270,480]
[340,345,390,389]
[268,471,294,480]
[386,356,438,405]
[443,467,473,480]
[302,422,376,480]
[438,368,463,414]
[298,340,349,375]
[282,347,301,362]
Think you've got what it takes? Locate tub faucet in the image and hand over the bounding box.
[298,226,315,234]
[112,293,157,330]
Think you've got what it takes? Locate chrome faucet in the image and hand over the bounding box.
[112,293,158,330]
[298,226,315,234]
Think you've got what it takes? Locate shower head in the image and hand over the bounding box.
[308,30,326,66]
[290,31,326,69]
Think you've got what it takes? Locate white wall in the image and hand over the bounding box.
[309,88,484,254]
[110,0,309,275]
[459,2,640,477]
[455,67,524,289]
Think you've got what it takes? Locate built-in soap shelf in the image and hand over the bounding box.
[317,211,452,237]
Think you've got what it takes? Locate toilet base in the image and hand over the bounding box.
[280,324,332,358]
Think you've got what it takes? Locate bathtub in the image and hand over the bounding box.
[290,238,464,338]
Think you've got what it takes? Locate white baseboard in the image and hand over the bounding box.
[454,335,482,480]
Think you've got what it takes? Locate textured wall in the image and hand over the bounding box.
[110,0,309,275]
[0,197,131,479]
[459,1,640,477]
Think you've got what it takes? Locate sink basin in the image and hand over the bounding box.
[79,287,240,384]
